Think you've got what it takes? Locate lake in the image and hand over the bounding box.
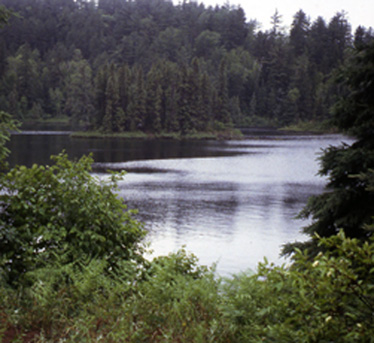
[8,128,353,276]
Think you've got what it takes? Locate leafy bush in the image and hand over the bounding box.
[222,231,374,342]
[124,250,231,342]
[0,152,145,287]
[0,111,19,170]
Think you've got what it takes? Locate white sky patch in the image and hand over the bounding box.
[173,0,374,32]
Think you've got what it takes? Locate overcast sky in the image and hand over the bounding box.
[176,0,374,32]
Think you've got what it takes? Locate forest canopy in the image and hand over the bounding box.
[0,0,373,134]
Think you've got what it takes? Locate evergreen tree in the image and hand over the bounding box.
[64,49,94,124]
[284,41,374,255]
[94,64,108,129]
[197,72,213,131]
[145,65,163,133]
[214,59,231,124]
[0,0,369,131]
[177,64,193,134]
[117,64,131,131]
[290,10,310,56]
[309,16,330,73]
[5,44,43,118]
[102,65,120,132]
[164,84,179,132]
[326,12,352,70]
[127,65,146,131]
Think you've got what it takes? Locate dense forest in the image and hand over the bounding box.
[0,0,373,134]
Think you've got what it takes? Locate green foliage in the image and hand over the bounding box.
[0,152,145,287]
[2,227,374,342]
[0,111,18,169]
[1,0,367,130]
[123,250,230,343]
[222,232,374,342]
[284,41,374,255]
[0,4,14,27]
[331,41,374,139]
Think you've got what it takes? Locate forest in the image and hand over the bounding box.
[1,1,374,342]
[0,0,373,135]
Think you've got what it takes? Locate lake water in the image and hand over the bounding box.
[8,129,353,275]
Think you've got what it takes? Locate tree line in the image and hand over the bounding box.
[0,0,373,133]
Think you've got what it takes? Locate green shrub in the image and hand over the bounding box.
[0,152,145,288]
[221,231,374,342]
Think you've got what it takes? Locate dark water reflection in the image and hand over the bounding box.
[8,133,240,167]
[8,130,353,275]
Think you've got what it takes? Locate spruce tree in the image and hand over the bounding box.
[284,41,374,256]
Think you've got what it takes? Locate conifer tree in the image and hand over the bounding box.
[214,59,232,124]
[127,66,146,131]
[64,49,94,124]
[93,64,108,129]
[102,66,120,132]
[284,41,374,256]
[197,72,213,131]
[177,64,193,134]
[145,65,163,133]
[290,10,310,56]
[117,64,131,131]
[164,84,179,132]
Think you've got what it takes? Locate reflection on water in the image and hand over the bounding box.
[95,134,353,275]
[8,131,353,275]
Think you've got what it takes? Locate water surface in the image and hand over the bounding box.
[8,131,353,275]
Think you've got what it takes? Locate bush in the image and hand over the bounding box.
[221,231,374,342]
[0,152,145,288]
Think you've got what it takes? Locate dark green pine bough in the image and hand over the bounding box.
[284,41,374,256]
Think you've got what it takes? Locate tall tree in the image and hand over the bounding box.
[102,65,120,132]
[326,12,352,69]
[93,64,109,129]
[127,65,146,131]
[64,49,94,124]
[284,41,374,255]
[214,59,231,124]
[145,65,163,133]
[290,10,310,56]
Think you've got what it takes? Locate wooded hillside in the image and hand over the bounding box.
[0,0,373,133]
